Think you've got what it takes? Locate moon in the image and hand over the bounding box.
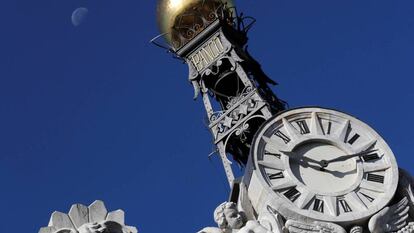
[71,7,88,27]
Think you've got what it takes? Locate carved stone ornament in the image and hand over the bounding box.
[368,169,414,233]
[285,219,346,233]
[198,166,414,233]
[197,201,350,233]
[368,197,409,233]
[38,200,138,233]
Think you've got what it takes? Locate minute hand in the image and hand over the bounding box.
[321,149,378,167]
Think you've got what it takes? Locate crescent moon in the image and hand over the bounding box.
[71,7,88,27]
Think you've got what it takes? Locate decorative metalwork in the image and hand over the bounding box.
[210,111,225,122]
[153,0,285,186]
[210,92,267,143]
[204,59,225,76]
[234,123,250,142]
[226,86,254,109]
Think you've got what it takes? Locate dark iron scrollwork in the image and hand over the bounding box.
[226,86,253,109]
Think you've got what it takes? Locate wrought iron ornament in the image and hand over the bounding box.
[154,0,286,185]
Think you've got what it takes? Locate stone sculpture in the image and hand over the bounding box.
[237,221,273,233]
[256,206,285,233]
[368,169,414,233]
[198,202,245,233]
[198,170,414,233]
[398,169,414,219]
[198,202,285,233]
[214,202,245,231]
[368,197,409,233]
[38,200,137,233]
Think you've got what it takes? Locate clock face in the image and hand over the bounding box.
[250,107,399,223]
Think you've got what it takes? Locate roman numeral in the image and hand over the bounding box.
[347,133,360,145]
[275,130,291,144]
[313,198,324,213]
[296,120,310,134]
[327,122,332,135]
[359,192,375,202]
[362,153,380,162]
[339,199,352,213]
[367,174,384,183]
[268,172,284,180]
[284,187,301,202]
[265,152,281,159]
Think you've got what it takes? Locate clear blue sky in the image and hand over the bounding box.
[1,1,413,232]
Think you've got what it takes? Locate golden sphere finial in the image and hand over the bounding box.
[156,0,235,49]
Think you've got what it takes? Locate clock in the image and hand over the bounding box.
[247,107,399,224]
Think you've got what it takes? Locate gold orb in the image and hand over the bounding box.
[156,0,235,48]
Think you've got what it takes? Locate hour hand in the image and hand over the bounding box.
[284,153,330,172]
[280,150,322,166]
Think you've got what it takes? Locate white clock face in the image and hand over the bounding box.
[250,107,399,223]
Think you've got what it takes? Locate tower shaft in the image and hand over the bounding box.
[176,18,285,186]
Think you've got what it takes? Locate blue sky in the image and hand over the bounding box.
[1,0,413,232]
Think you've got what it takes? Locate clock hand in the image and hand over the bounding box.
[320,149,378,167]
[281,150,328,171]
[321,166,357,178]
[289,155,334,172]
[302,156,323,166]
[280,150,323,166]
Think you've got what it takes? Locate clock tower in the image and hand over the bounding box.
[154,1,414,233]
[153,0,286,186]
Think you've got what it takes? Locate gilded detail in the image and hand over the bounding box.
[156,0,234,49]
